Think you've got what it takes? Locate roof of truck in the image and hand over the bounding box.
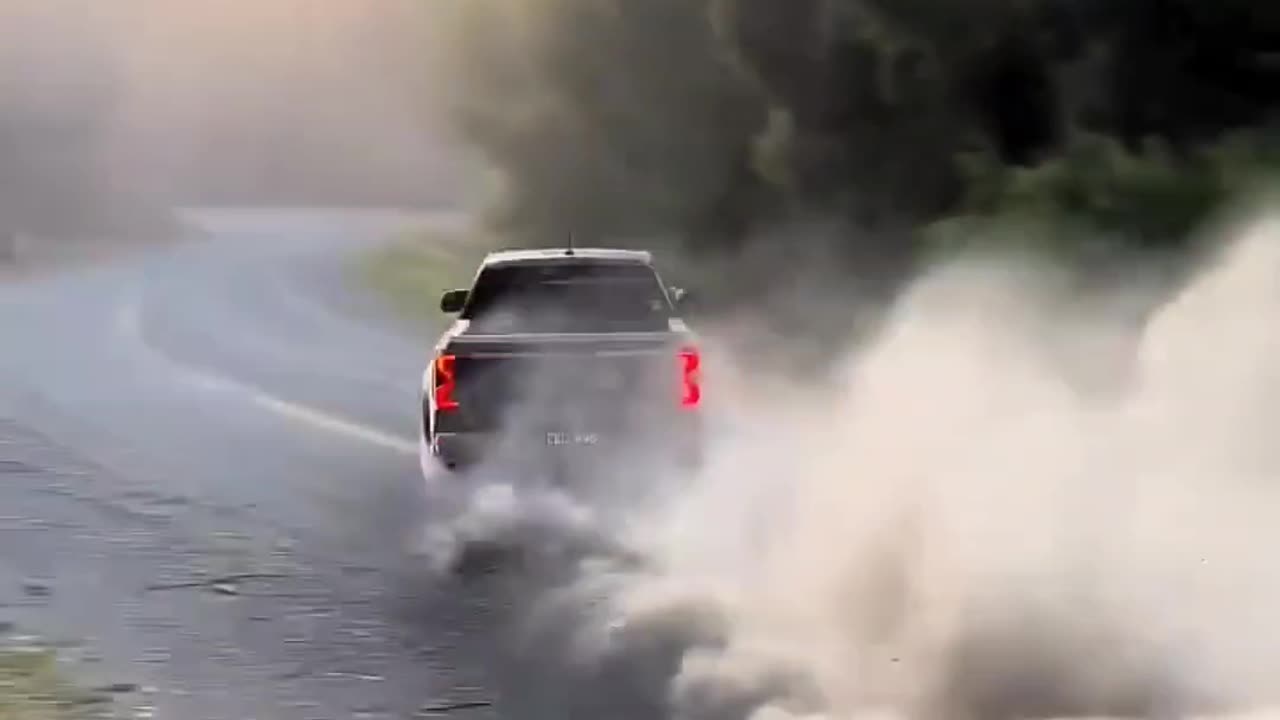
[481,248,652,267]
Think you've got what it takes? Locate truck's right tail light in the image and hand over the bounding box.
[679,346,701,409]
[434,353,459,411]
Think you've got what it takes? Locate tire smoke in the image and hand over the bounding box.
[424,214,1280,720]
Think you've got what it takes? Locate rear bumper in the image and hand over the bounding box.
[427,421,704,474]
[430,431,491,470]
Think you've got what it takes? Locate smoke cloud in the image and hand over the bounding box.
[421,212,1280,720]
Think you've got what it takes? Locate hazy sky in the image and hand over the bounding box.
[1,0,467,207]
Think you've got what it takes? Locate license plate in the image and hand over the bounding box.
[546,431,599,447]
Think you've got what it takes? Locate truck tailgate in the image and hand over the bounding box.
[438,332,690,434]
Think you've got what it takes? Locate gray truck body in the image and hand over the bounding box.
[420,248,702,473]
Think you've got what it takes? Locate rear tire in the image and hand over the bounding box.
[438,451,477,476]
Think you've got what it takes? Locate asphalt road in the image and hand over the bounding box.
[0,210,534,719]
[6,209,1229,720]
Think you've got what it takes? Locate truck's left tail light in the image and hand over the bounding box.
[434,354,459,411]
[679,346,701,409]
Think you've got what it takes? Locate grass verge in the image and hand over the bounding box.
[355,227,496,328]
[0,648,109,719]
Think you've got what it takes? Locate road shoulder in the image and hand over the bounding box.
[0,418,493,719]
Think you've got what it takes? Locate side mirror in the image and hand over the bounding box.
[669,286,692,309]
[440,288,469,314]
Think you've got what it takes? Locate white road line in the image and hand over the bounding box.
[116,296,419,457]
[250,394,418,455]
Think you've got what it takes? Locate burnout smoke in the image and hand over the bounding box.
[424,215,1280,720]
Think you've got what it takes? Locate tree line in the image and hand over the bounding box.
[439,0,1280,296]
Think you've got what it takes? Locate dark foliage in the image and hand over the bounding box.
[444,0,1279,279]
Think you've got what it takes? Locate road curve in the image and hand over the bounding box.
[0,209,510,719]
[0,209,694,720]
[1,209,444,544]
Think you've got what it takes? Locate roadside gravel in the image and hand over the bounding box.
[0,418,500,720]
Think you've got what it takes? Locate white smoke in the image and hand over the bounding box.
[423,214,1280,720]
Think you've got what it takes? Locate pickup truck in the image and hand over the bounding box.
[420,247,702,476]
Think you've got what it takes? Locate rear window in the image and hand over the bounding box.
[462,260,672,333]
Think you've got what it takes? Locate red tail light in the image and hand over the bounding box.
[434,354,459,411]
[679,346,701,409]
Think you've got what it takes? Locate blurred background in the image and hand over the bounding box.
[0,0,1271,374]
[429,0,1280,305]
[2,0,1276,286]
[0,0,469,245]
